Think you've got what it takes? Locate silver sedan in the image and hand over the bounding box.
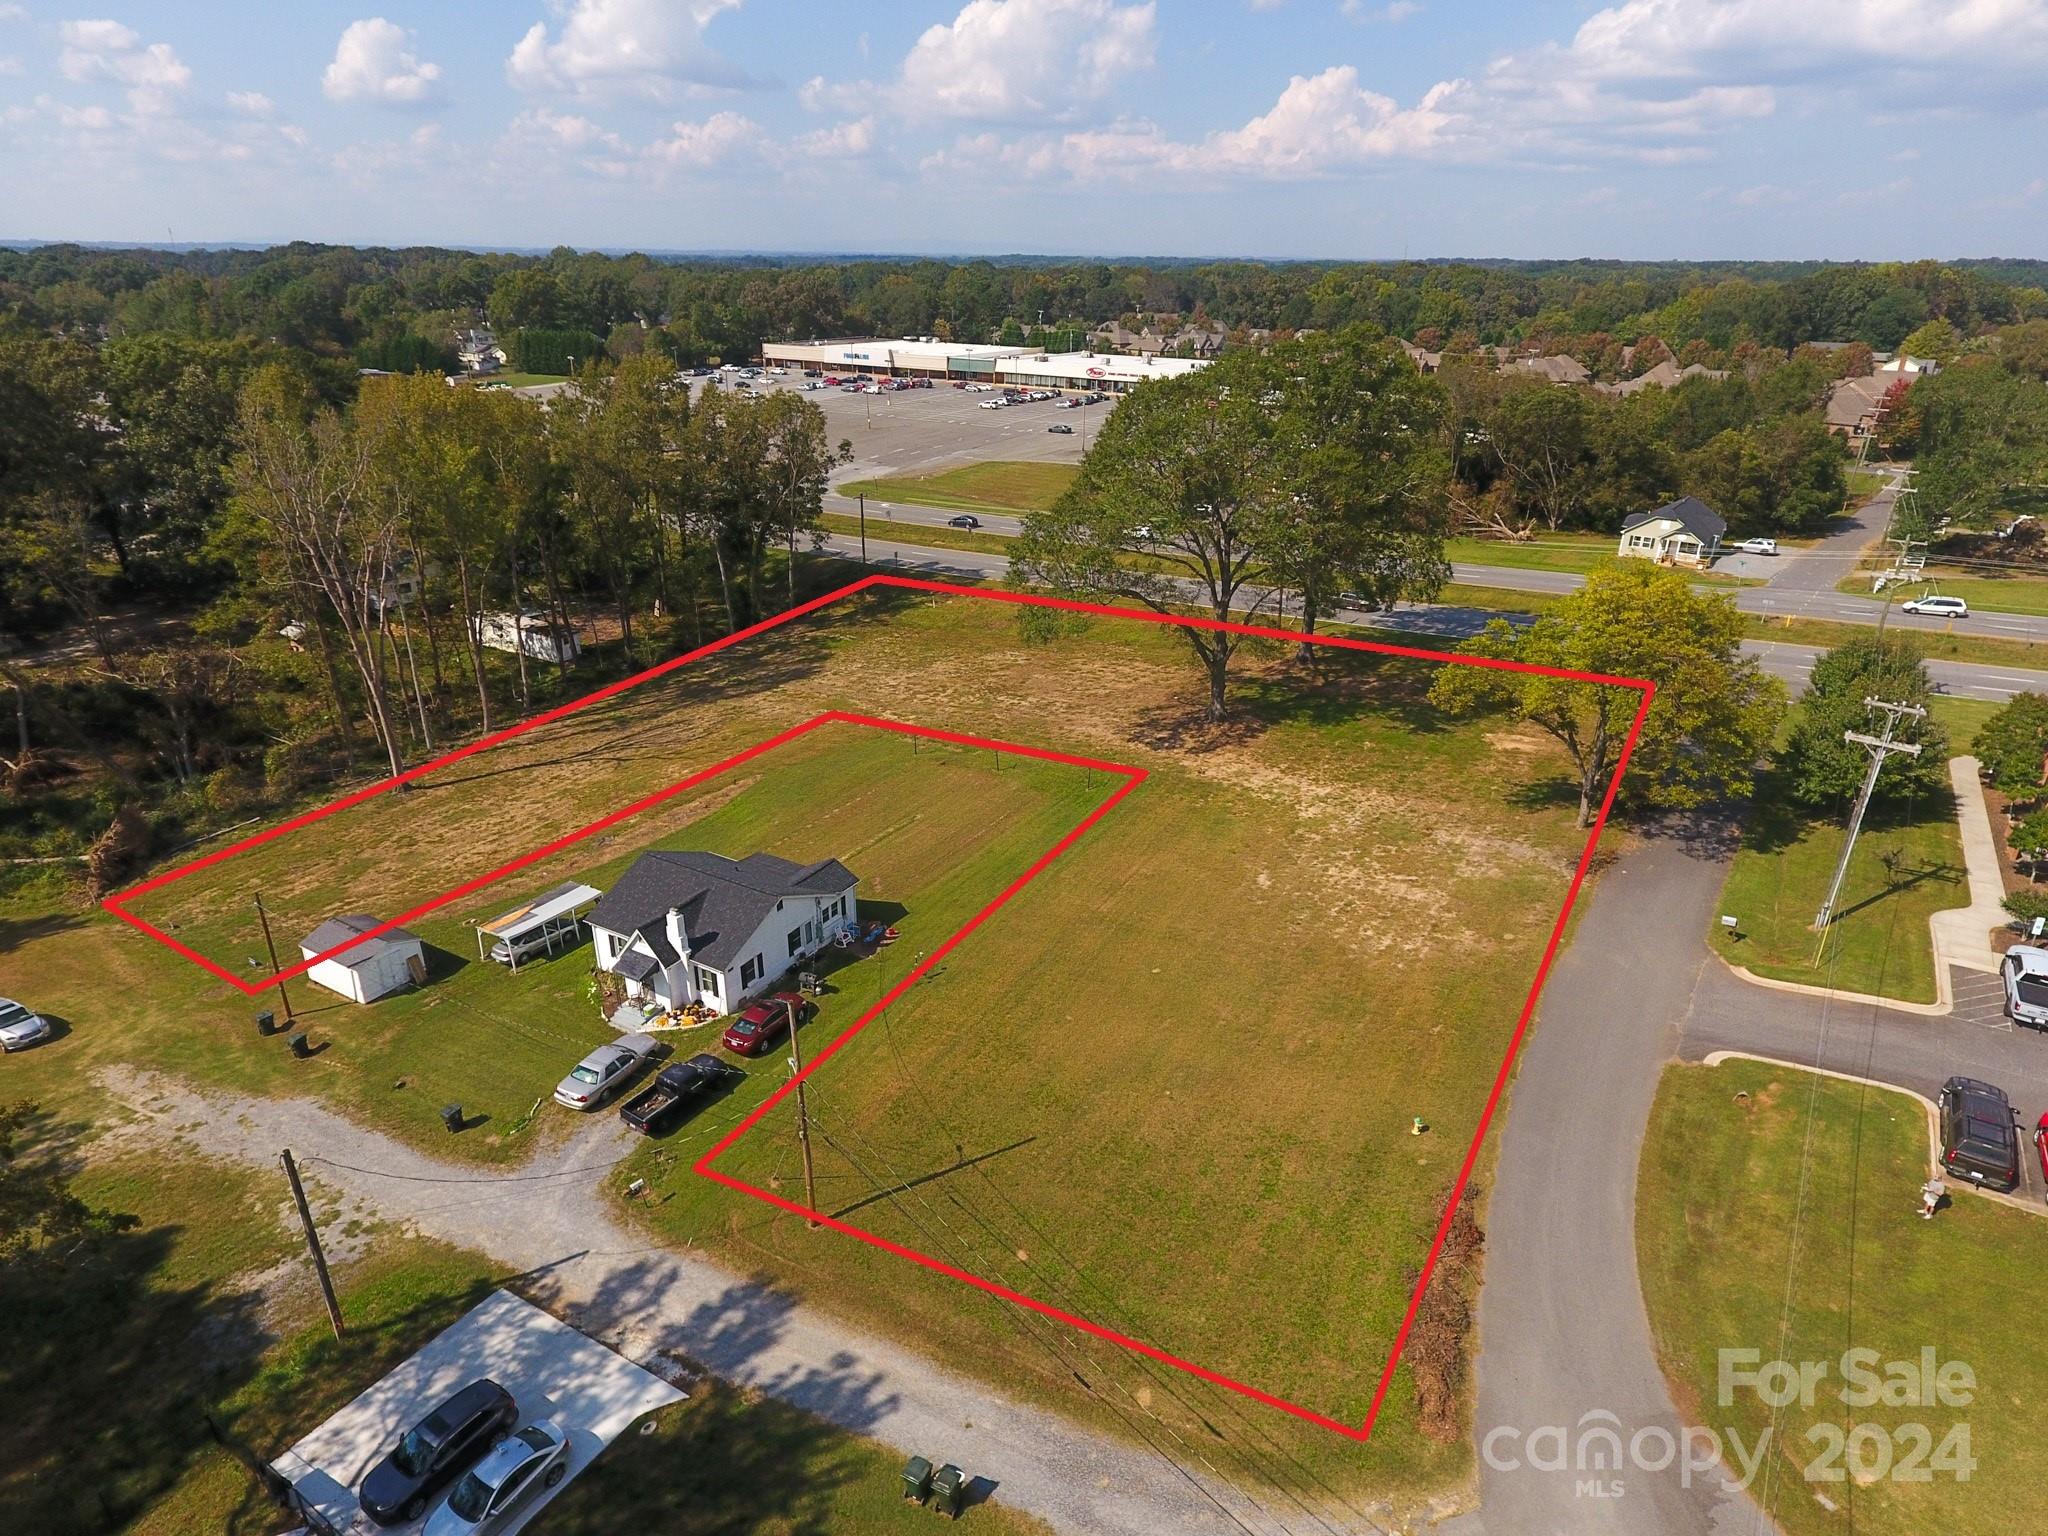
[0,998,50,1052]
[552,1033,658,1110]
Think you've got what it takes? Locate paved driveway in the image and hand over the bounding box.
[274,1289,682,1534]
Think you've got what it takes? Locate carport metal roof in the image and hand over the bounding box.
[480,881,602,940]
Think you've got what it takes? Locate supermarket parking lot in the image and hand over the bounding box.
[687,370,1113,481]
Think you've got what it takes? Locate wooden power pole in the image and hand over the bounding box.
[784,999,820,1228]
[281,1148,345,1339]
[254,893,296,1025]
[1812,698,1927,954]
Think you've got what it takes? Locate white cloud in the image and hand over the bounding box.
[1343,0,1422,21]
[791,115,877,159]
[815,0,1156,123]
[57,18,190,113]
[226,90,275,117]
[508,105,626,153]
[323,18,443,105]
[1563,0,2048,78]
[507,0,745,98]
[645,109,764,167]
[0,54,20,77]
[0,4,29,21]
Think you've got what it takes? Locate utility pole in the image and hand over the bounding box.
[254,893,296,1025]
[1812,698,1927,952]
[784,998,820,1228]
[280,1148,345,1340]
[858,492,868,566]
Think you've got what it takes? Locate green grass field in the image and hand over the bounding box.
[1,588,1620,1502]
[1710,765,1964,1004]
[841,461,1080,517]
[1638,1060,2042,1536]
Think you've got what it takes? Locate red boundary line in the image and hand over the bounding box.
[102,574,1654,1440]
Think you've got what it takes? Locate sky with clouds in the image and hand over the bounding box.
[0,0,2042,258]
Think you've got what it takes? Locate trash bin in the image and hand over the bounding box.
[255,1010,277,1036]
[440,1104,464,1133]
[930,1463,965,1518]
[288,1032,311,1058]
[900,1455,933,1503]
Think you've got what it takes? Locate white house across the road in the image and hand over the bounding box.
[1617,496,1727,568]
[299,914,426,1004]
[587,851,858,1016]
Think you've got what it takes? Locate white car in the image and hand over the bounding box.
[553,1033,659,1109]
[768,366,786,375]
[1901,594,1969,618]
[424,1420,568,1535]
[1735,538,1778,556]
[0,997,50,1051]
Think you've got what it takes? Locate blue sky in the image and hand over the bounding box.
[1,0,2043,258]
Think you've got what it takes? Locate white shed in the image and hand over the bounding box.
[300,915,426,1004]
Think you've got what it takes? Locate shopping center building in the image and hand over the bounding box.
[758,337,1210,393]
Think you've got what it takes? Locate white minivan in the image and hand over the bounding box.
[1901,594,1969,618]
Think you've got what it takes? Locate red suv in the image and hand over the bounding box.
[722,992,813,1056]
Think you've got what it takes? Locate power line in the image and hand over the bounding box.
[1811,698,1928,944]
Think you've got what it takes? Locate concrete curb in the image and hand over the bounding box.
[1698,1051,2044,1220]
[1718,958,1949,1016]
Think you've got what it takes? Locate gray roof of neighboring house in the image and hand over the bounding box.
[300,913,421,968]
[1599,359,1730,397]
[1825,373,1888,429]
[1507,353,1592,385]
[1623,496,1727,543]
[589,851,858,972]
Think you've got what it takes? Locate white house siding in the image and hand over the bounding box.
[592,889,857,1015]
[307,958,368,1004]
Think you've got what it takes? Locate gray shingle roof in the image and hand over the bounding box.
[1623,496,1727,542]
[590,851,857,972]
[300,913,420,968]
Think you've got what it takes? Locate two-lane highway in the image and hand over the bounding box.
[820,534,2048,701]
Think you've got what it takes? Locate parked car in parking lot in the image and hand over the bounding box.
[553,1033,659,1109]
[360,1378,519,1526]
[722,992,813,1056]
[1903,594,1969,618]
[2002,944,2048,1028]
[947,514,980,528]
[0,997,50,1051]
[424,1420,569,1535]
[1734,537,1778,555]
[1938,1076,2020,1192]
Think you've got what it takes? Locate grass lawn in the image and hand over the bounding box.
[840,461,1079,517]
[535,1377,1051,1535]
[1638,1059,2041,1535]
[1834,563,2048,620]
[1710,763,1965,1003]
[5,587,1624,1502]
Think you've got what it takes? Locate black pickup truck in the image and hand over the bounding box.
[618,1053,734,1135]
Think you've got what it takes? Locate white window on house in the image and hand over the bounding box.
[693,964,719,997]
[787,925,805,956]
[741,954,764,987]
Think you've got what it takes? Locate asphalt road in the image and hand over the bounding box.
[1464,816,1763,1536]
[1680,961,2048,1206]
[819,534,2048,701]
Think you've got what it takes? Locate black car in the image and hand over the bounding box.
[947,514,981,529]
[360,1377,518,1525]
[1938,1076,2021,1192]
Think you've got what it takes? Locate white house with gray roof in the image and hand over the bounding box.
[586,851,859,1016]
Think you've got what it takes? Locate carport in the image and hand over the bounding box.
[475,881,601,971]
[271,1289,682,1534]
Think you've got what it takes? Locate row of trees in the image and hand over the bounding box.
[9,244,2048,377]
[219,358,848,780]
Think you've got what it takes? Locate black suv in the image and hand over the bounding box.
[359,1377,518,1525]
[1938,1076,2021,1193]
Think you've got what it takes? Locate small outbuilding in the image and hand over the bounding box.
[300,914,426,1004]
[476,880,601,970]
